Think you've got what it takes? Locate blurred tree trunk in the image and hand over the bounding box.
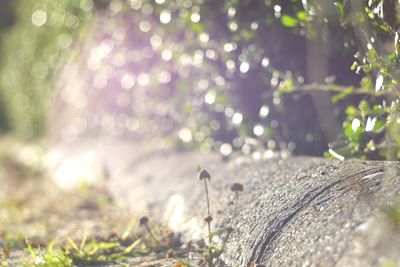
[306,0,341,144]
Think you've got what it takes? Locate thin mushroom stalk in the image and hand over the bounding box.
[145,224,158,243]
[230,183,244,222]
[139,216,158,244]
[197,168,214,264]
[204,178,211,217]
[203,176,212,247]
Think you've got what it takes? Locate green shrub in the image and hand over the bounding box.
[1,0,400,160]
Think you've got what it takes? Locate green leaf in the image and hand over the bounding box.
[241,30,255,41]
[281,15,299,28]
[297,11,309,21]
[343,118,363,143]
[96,242,119,250]
[351,61,359,71]
[360,76,373,90]
[278,77,294,93]
[373,119,385,132]
[359,100,370,114]
[327,148,345,161]
[334,2,344,19]
[345,106,357,116]
[332,88,353,103]
[372,104,383,113]
[191,23,205,33]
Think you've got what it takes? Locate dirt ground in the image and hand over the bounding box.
[0,139,207,266]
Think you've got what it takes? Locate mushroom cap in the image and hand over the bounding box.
[198,169,211,180]
[230,182,244,192]
[225,225,234,232]
[139,216,149,225]
[204,215,213,223]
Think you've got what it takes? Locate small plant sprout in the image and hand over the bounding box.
[139,216,158,243]
[204,216,214,266]
[230,182,244,220]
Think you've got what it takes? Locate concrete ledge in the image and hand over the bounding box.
[50,140,400,266]
[106,150,400,266]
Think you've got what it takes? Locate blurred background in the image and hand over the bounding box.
[1,2,400,264]
[0,0,399,161]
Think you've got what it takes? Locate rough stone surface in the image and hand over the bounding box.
[51,139,400,266]
[110,153,400,266]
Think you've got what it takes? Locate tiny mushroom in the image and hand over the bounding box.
[230,182,244,192]
[225,225,234,232]
[231,182,244,220]
[139,216,158,242]
[139,216,149,226]
[198,169,211,180]
[204,215,213,223]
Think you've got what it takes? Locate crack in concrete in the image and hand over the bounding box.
[249,180,342,265]
[248,166,384,266]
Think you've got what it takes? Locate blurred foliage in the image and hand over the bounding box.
[319,0,400,160]
[0,0,95,138]
[0,0,400,160]
[0,0,16,134]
